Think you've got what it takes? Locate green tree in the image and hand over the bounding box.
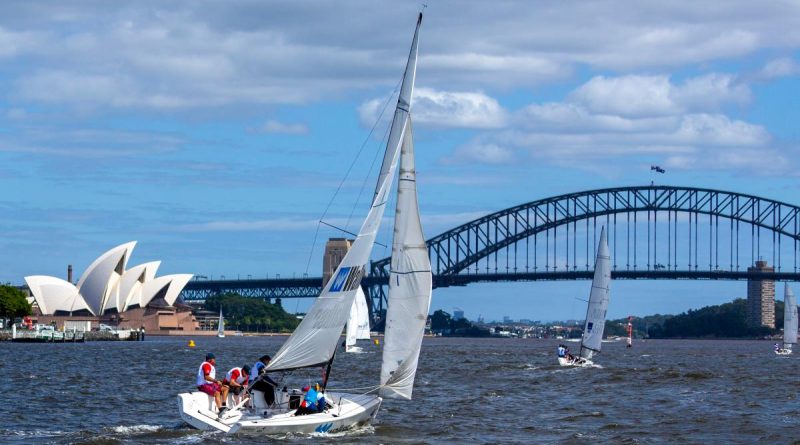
[0,285,31,322]
[430,309,451,331]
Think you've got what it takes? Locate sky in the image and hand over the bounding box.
[1,0,800,321]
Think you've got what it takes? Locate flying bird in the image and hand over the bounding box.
[650,165,665,174]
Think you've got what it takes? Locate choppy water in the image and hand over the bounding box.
[0,336,798,444]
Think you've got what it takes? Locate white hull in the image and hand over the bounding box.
[775,349,792,355]
[217,334,225,338]
[178,390,381,434]
[557,356,595,367]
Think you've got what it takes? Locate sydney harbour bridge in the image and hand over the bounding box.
[181,185,800,322]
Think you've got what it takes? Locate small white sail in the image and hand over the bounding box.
[355,287,371,340]
[266,14,422,373]
[345,287,371,351]
[379,119,432,400]
[579,227,611,360]
[784,284,797,347]
[217,309,225,338]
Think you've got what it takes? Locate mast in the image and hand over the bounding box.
[266,13,423,373]
[373,12,422,200]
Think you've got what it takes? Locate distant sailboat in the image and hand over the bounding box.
[626,315,633,348]
[775,284,797,355]
[217,309,225,338]
[558,227,611,367]
[178,12,428,434]
[345,287,371,353]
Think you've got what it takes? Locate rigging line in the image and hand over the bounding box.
[319,220,387,248]
[302,79,402,276]
[345,84,401,231]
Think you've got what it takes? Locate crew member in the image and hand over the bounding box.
[250,355,278,407]
[224,365,251,405]
[196,352,229,417]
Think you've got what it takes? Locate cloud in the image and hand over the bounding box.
[0,26,43,58]
[755,57,800,80]
[673,114,769,146]
[359,87,508,129]
[1,1,798,111]
[0,127,185,158]
[445,71,776,173]
[568,74,750,117]
[257,120,309,135]
[444,143,514,165]
[173,218,318,232]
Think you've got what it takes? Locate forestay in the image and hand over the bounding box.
[784,284,798,346]
[379,119,433,400]
[266,13,422,373]
[579,227,611,360]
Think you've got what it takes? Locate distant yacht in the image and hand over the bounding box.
[558,227,611,367]
[217,309,225,338]
[775,284,797,355]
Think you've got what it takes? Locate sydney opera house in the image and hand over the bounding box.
[25,241,198,333]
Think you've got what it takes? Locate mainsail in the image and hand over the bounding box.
[218,309,225,338]
[345,287,371,351]
[579,227,611,360]
[266,14,422,373]
[379,118,432,400]
[784,284,798,348]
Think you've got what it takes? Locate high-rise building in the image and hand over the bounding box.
[453,308,464,320]
[322,238,353,286]
[747,260,775,329]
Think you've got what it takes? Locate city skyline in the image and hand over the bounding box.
[2,1,800,321]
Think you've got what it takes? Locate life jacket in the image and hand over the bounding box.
[304,388,318,410]
[226,367,248,385]
[196,361,215,386]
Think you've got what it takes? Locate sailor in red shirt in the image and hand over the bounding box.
[196,352,230,417]
[223,365,251,405]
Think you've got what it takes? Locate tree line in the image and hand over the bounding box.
[204,293,300,333]
[608,298,784,339]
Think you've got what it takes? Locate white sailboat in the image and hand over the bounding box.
[558,227,611,367]
[345,287,371,353]
[178,12,428,435]
[217,309,225,338]
[775,284,797,355]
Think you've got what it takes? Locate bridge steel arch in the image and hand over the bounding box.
[369,185,800,315]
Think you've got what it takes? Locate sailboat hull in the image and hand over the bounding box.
[557,356,595,367]
[774,349,792,355]
[178,390,381,434]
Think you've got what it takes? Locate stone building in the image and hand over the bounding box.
[747,260,775,329]
[322,238,353,286]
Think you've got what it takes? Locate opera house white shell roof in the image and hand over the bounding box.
[25,242,193,316]
[118,261,161,312]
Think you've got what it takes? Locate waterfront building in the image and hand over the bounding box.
[747,260,775,329]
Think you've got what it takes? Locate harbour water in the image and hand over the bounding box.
[1,336,797,444]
